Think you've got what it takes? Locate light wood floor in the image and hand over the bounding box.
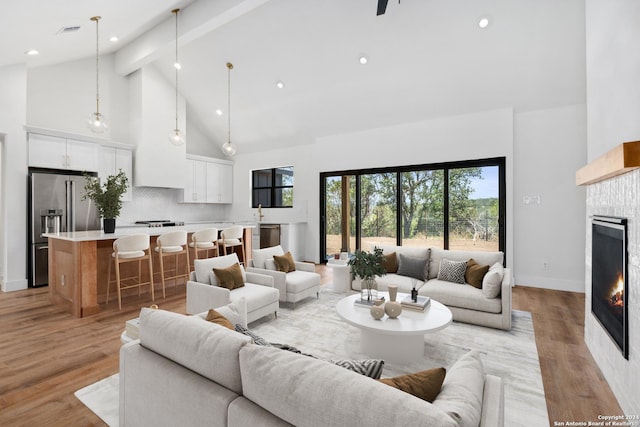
[0,267,623,426]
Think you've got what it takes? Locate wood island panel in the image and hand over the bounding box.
[47,225,254,318]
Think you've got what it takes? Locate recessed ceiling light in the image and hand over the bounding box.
[276,80,285,89]
[216,109,223,116]
[109,36,119,43]
[359,55,368,65]
[174,62,182,70]
[478,16,491,29]
[25,49,39,56]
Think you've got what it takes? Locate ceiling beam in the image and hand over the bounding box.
[114,0,270,76]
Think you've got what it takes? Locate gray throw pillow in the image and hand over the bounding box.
[397,253,428,281]
[437,258,467,284]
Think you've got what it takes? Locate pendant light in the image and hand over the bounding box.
[168,8,186,146]
[88,16,108,133]
[221,62,236,156]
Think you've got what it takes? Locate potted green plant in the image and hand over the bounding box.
[348,246,386,302]
[82,170,129,233]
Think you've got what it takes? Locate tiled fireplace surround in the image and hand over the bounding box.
[585,169,640,415]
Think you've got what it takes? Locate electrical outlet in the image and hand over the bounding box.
[542,261,549,270]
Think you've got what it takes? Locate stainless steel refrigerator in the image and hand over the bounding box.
[28,170,101,287]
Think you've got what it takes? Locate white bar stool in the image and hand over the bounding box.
[218,225,246,263]
[189,228,219,266]
[106,234,154,310]
[155,230,190,298]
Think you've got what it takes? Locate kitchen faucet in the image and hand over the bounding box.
[257,204,264,222]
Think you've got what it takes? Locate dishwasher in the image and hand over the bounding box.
[259,224,280,248]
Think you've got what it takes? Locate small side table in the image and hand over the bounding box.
[326,259,350,293]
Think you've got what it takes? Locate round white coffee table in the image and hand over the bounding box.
[336,293,452,363]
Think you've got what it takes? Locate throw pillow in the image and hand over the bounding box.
[397,253,428,281]
[273,252,296,273]
[212,262,245,290]
[328,359,385,380]
[205,309,234,330]
[381,252,398,273]
[437,258,467,284]
[482,262,504,298]
[378,367,446,403]
[234,324,273,346]
[465,258,490,289]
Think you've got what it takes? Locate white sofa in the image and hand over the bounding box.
[247,245,320,307]
[186,253,280,323]
[352,246,512,330]
[120,305,504,427]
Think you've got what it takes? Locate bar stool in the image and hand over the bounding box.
[189,228,219,266]
[106,234,154,310]
[155,230,190,298]
[218,225,245,263]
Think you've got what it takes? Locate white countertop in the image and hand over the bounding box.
[43,223,255,242]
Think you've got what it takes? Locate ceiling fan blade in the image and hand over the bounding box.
[377,0,389,16]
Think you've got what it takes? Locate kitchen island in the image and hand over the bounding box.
[43,223,254,318]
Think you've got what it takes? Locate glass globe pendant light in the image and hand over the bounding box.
[168,8,185,146]
[221,62,236,156]
[88,16,108,133]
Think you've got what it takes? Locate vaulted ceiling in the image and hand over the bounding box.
[4,0,586,153]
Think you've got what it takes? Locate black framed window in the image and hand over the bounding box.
[320,157,506,262]
[252,166,294,208]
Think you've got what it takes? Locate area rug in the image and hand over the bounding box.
[74,373,119,427]
[76,289,547,427]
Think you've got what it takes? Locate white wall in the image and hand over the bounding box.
[514,104,587,292]
[0,64,28,291]
[584,0,640,415]
[27,54,130,143]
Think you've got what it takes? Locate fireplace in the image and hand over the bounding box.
[591,216,628,359]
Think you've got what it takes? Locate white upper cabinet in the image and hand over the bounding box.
[182,159,207,203]
[206,161,233,204]
[28,133,99,172]
[181,155,233,204]
[99,146,133,201]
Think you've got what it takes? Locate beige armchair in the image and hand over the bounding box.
[247,245,320,308]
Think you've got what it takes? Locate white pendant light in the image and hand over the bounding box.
[88,16,108,133]
[168,8,186,146]
[221,62,236,156]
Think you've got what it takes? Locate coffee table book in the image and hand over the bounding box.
[401,295,431,311]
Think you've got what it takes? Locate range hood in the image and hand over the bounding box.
[130,66,187,189]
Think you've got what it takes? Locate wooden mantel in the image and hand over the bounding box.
[576,141,640,185]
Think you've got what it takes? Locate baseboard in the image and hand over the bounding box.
[1,278,28,292]
[515,275,585,293]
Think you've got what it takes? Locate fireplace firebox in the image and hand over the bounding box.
[591,215,628,359]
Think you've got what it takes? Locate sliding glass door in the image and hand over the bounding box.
[320,158,505,262]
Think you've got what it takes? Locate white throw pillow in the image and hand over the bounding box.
[252,245,285,269]
[264,259,277,271]
[482,262,504,298]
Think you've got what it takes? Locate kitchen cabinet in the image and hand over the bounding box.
[99,146,133,201]
[181,155,233,204]
[28,133,99,172]
[206,161,233,203]
[182,159,207,203]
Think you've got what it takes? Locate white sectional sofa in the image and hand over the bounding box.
[351,246,512,330]
[119,305,504,427]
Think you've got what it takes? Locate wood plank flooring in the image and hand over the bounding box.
[0,268,623,426]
